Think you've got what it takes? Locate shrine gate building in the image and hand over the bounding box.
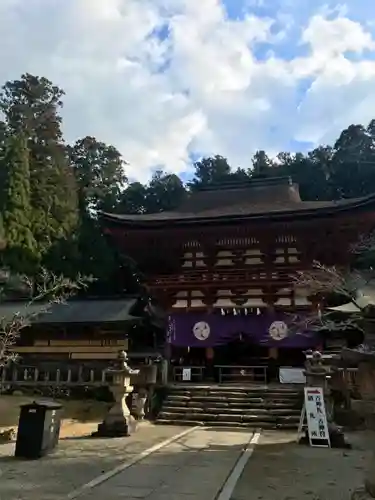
[102,176,375,384]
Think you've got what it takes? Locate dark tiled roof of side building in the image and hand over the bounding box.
[0,298,141,325]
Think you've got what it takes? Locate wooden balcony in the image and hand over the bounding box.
[146,268,298,290]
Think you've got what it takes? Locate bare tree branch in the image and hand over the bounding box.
[0,269,92,367]
[293,261,373,312]
[292,234,375,349]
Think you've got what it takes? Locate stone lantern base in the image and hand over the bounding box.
[93,415,137,438]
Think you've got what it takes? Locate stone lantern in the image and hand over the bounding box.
[93,350,140,437]
[131,362,158,420]
[303,350,347,448]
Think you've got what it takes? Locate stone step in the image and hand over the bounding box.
[176,396,263,403]
[158,411,300,423]
[167,390,301,397]
[162,405,301,416]
[155,419,298,429]
[165,399,299,408]
[168,384,300,391]
[168,387,301,394]
[168,392,301,401]
[166,398,301,410]
[159,386,302,432]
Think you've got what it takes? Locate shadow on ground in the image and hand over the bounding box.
[0,396,111,428]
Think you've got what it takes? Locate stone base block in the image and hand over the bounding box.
[299,425,351,449]
[91,416,137,438]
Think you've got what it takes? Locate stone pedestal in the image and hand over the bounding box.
[130,364,158,420]
[133,388,148,420]
[92,351,140,438]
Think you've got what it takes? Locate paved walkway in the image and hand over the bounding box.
[0,424,189,500]
[232,430,373,500]
[71,428,255,500]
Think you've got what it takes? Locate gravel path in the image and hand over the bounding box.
[232,430,374,500]
[0,423,187,500]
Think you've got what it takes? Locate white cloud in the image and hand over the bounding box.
[0,0,375,181]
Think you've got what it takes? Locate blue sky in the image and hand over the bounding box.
[0,0,375,182]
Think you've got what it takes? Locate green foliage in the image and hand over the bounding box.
[0,74,78,257]
[118,170,186,214]
[70,136,127,212]
[2,133,37,273]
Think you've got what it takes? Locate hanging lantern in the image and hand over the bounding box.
[257,308,261,315]
[221,308,225,316]
[244,308,248,315]
[233,308,237,316]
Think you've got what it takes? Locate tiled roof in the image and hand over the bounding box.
[0,299,140,324]
[101,177,375,226]
[102,195,375,226]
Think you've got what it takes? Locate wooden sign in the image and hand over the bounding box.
[304,387,330,448]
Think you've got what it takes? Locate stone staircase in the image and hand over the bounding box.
[156,385,303,429]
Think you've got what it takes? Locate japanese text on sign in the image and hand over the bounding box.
[304,387,330,447]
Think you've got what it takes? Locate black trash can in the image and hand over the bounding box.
[15,401,63,459]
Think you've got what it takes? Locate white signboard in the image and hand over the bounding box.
[279,367,306,384]
[182,368,191,381]
[304,387,330,447]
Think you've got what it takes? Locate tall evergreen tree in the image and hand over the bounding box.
[251,150,275,178]
[70,136,127,213]
[1,133,37,273]
[0,74,78,258]
[189,155,248,190]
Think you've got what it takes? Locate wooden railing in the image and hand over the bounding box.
[1,365,108,389]
[170,365,268,384]
[0,364,160,391]
[172,366,206,383]
[216,365,268,384]
[148,269,294,289]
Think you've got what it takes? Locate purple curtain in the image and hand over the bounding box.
[167,312,319,348]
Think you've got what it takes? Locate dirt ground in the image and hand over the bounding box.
[232,430,374,500]
[0,395,111,438]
